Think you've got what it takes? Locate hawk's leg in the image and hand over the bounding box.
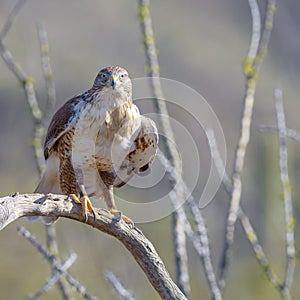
[70,184,96,222]
[104,184,134,227]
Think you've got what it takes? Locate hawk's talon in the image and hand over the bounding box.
[109,208,134,228]
[109,208,122,222]
[84,213,88,223]
[69,193,95,223]
[92,209,97,222]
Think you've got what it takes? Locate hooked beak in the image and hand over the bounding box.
[109,75,118,89]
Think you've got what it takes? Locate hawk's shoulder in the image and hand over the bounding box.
[44,93,88,159]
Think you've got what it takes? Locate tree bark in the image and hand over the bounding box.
[0,193,187,300]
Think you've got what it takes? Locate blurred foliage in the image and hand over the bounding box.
[0,0,300,299]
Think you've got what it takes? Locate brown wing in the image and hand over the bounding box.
[44,95,83,159]
[113,116,158,187]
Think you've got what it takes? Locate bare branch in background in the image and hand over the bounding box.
[105,271,136,300]
[0,0,43,172]
[0,0,42,121]
[259,125,300,143]
[36,22,73,299]
[137,0,190,297]
[274,88,295,300]
[37,22,57,126]
[0,0,27,40]
[247,0,261,59]
[157,151,222,300]
[219,0,277,289]
[18,226,98,300]
[44,223,74,300]
[1,194,188,300]
[206,129,282,291]
[0,2,74,299]
[26,253,77,300]
[206,129,232,194]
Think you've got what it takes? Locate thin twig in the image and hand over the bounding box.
[37,22,57,125]
[0,0,42,123]
[0,0,44,174]
[247,0,261,59]
[0,0,27,40]
[259,125,300,143]
[105,272,136,300]
[207,129,282,292]
[219,0,277,289]
[18,226,99,300]
[206,129,232,194]
[0,41,43,122]
[137,0,190,297]
[45,224,74,300]
[27,253,77,300]
[238,209,282,290]
[274,89,295,300]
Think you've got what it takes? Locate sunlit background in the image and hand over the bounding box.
[0,0,300,299]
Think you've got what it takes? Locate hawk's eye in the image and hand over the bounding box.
[100,73,107,80]
[120,73,127,80]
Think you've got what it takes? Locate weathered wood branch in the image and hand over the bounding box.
[0,193,187,300]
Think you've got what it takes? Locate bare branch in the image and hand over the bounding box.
[207,129,282,291]
[1,193,187,300]
[36,22,73,298]
[157,151,222,300]
[138,1,190,297]
[26,253,77,300]
[238,209,282,290]
[259,125,300,143]
[37,22,57,125]
[0,0,44,173]
[105,271,136,300]
[44,223,74,300]
[0,0,27,41]
[247,0,261,59]
[206,129,232,194]
[274,89,295,300]
[0,40,43,122]
[18,226,97,300]
[219,0,276,288]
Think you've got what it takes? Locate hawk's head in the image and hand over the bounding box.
[93,66,132,97]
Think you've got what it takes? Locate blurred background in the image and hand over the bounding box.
[0,0,300,299]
